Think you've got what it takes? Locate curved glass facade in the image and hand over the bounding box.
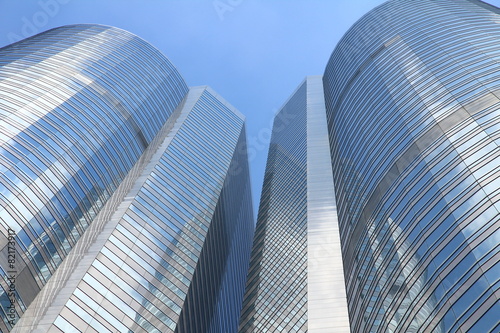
[2,25,254,333]
[0,24,188,330]
[25,86,253,333]
[324,0,500,332]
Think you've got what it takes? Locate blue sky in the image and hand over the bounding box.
[1,0,500,216]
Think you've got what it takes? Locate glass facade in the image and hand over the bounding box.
[323,0,500,332]
[22,86,253,333]
[240,79,308,333]
[0,24,188,331]
[239,77,350,332]
[1,25,253,333]
[2,1,499,332]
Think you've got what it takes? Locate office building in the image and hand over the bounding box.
[239,76,350,333]
[241,0,499,332]
[2,0,500,332]
[0,24,253,332]
[324,0,499,331]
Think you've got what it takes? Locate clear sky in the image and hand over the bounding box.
[1,0,500,217]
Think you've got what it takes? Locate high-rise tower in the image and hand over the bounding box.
[241,0,499,332]
[239,76,350,333]
[324,0,499,332]
[0,24,253,332]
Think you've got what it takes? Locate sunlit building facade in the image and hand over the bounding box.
[2,0,500,332]
[241,0,499,332]
[0,24,253,332]
[324,0,500,332]
[239,76,350,333]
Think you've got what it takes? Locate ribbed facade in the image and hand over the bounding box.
[324,0,500,332]
[0,24,188,331]
[174,89,254,333]
[0,25,254,332]
[13,86,254,333]
[3,1,500,332]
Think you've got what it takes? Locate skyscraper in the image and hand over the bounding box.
[239,76,350,333]
[241,0,499,332]
[2,0,500,332]
[0,24,253,332]
[324,0,499,331]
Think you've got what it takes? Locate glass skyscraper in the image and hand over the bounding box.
[241,0,499,332]
[239,76,350,333]
[0,24,253,332]
[325,0,499,331]
[2,0,500,332]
